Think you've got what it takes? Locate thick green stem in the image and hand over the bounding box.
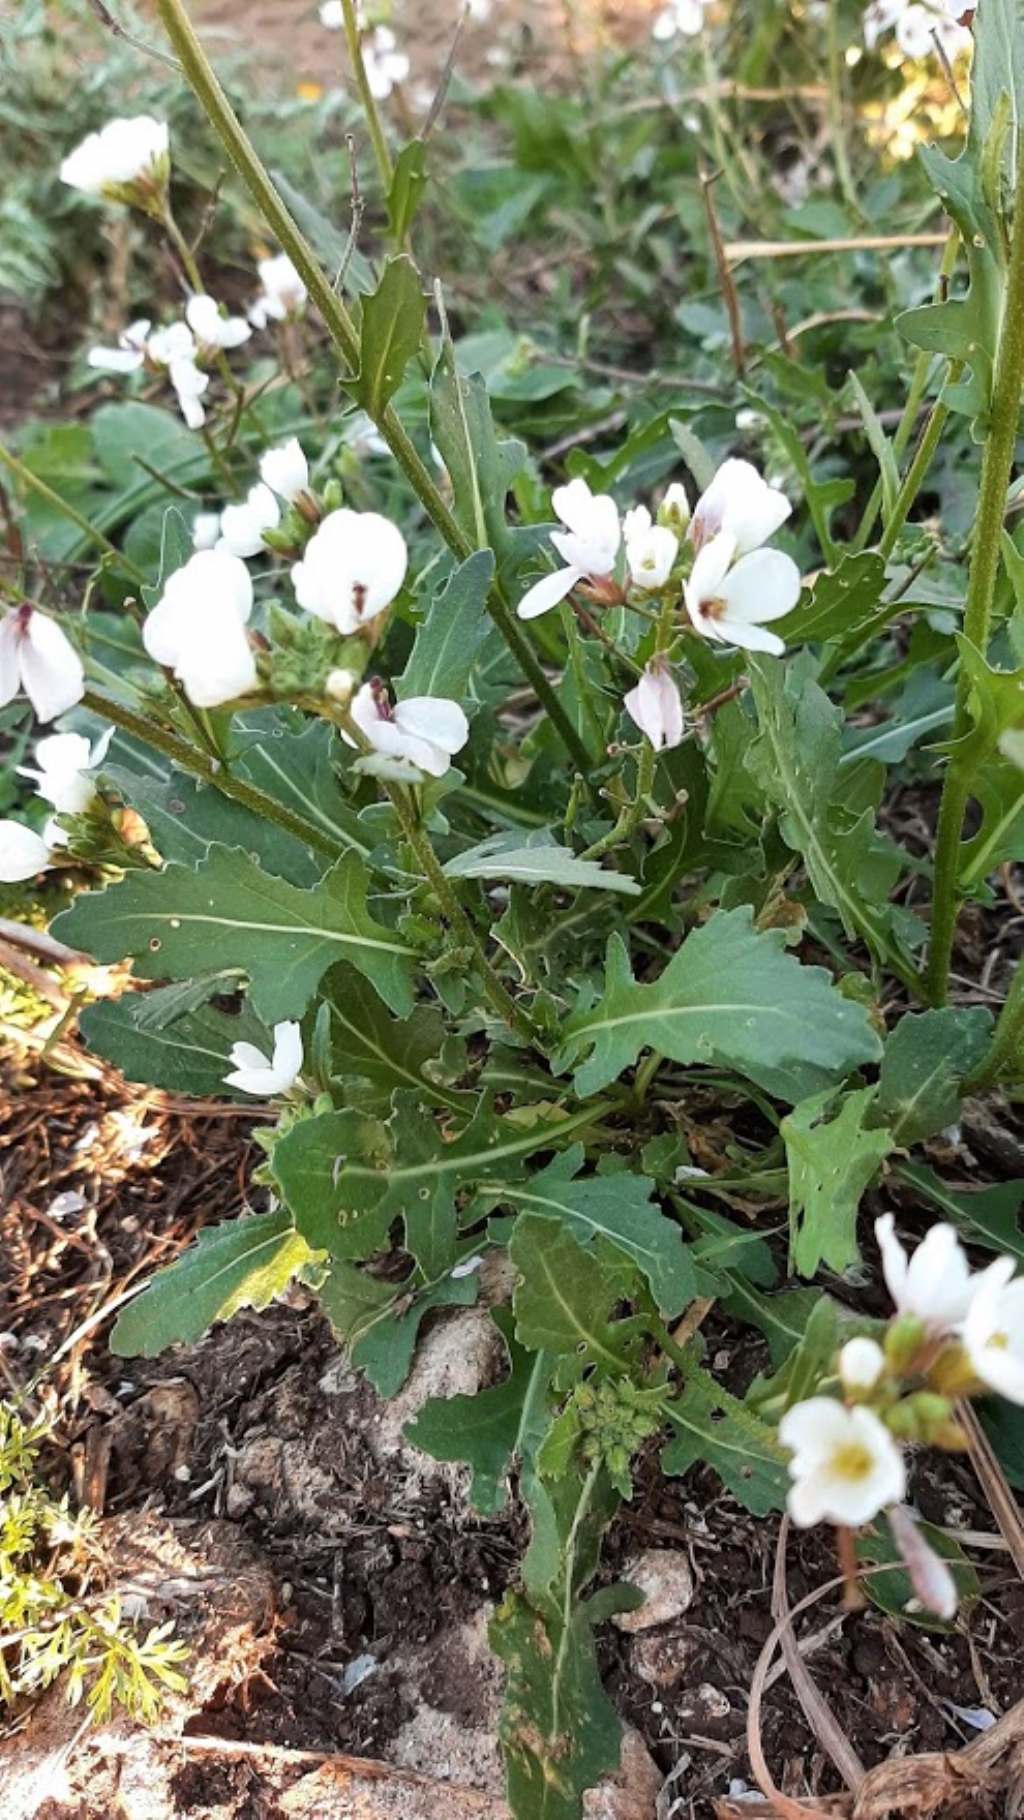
[927,140,1024,1006]
[383,780,539,1047]
[339,0,394,194]
[82,688,352,862]
[0,442,146,585]
[155,0,590,772]
[967,957,1024,1091]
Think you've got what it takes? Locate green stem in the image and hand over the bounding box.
[825,0,863,222]
[579,591,673,863]
[339,0,394,195]
[82,687,352,862]
[0,442,146,585]
[877,381,957,561]
[927,138,1024,1007]
[384,779,540,1048]
[966,956,1024,1091]
[155,0,590,772]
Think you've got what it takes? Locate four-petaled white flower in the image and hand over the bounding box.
[690,458,792,556]
[963,1258,1024,1405]
[18,728,113,815]
[517,478,621,620]
[192,511,222,551]
[779,1397,906,1528]
[0,606,84,723]
[838,1336,886,1393]
[143,550,257,708]
[185,293,252,351]
[0,821,58,884]
[60,115,169,199]
[291,508,408,633]
[224,1021,304,1096]
[349,682,469,778]
[260,438,310,503]
[217,483,281,559]
[652,0,709,38]
[875,1214,979,1335]
[624,662,684,752]
[363,26,411,99]
[623,506,679,591]
[684,532,800,656]
[87,318,152,375]
[250,253,308,329]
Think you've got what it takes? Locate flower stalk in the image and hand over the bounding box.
[154,0,591,773]
[927,134,1024,1006]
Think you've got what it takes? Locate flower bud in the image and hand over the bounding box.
[928,1341,982,1399]
[325,668,356,705]
[657,482,691,536]
[838,1336,885,1395]
[884,1312,927,1375]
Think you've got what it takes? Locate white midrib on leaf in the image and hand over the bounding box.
[115,908,410,955]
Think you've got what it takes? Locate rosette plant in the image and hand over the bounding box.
[3,0,1024,1812]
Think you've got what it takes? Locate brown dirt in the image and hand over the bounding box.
[4,1047,1024,1818]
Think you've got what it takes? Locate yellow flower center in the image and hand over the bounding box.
[832,1442,875,1482]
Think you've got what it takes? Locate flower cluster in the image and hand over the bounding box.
[779,1217,1024,1589]
[518,458,799,754]
[0,728,111,883]
[862,0,972,60]
[88,311,249,431]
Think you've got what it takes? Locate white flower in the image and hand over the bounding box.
[690,458,791,556]
[652,0,708,37]
[838,1336,885,1393]
[259,438,310,502]
[684,533,800,656]
[224,1021,304,1096]
[18,728,113,815]
[349,683,469,778]
[217,483,281,559]
[517,478,621,620]
[60,115,169,198]
[142,550,257,708]
[291,508,407,633]
[623,506,679,591]
[864,0,971,56]
[875,1215,978,1335]
[192,511,222,551]
[363,26,410,99]
[780,1398,906,1528]
[0,606,84,723]
[147,322,209,430]
[185,294,252,351]
[87,319,152,374]
[250,253,307,329]
[963,1258,1024,1404]
[320,0,344,21]
[0,821,58,883]
[624,662,684,752]
[887,1506,958,1620]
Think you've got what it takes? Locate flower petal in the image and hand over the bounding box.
[394,697,470,756]
[718,549,802,624]
[20,613,85,722]
[516,566,580,620]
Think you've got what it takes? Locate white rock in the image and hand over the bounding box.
[612,1549,695,1633]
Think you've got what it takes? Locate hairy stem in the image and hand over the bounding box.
[82,688,353,862]
[382,779,539,1046]
[338,0,394,194]
[967,956,1024,1091]
[927,138,1024,1006]
[155,0,590,771]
